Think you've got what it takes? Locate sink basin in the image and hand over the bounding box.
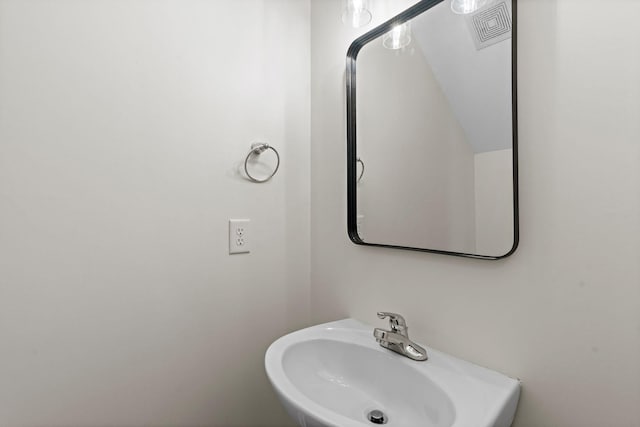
[265,319,520,427]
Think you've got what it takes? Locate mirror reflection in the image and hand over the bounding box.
[348,0,517,259]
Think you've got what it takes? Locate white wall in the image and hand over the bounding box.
[474,149,514,255]
[357,40,476,251]
[310,2,640,427]
[0,1,308,426]
[2,1,639,426]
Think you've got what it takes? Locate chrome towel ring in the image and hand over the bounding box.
[244,142,280,183]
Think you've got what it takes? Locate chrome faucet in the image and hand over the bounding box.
[373,312,428,361]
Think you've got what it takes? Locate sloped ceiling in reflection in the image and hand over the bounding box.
[411,1,512,153]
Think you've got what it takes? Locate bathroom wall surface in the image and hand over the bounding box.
[357,38,476,251]
[310,1,640,427]
[474,149,514,255]
[0,1,308,426]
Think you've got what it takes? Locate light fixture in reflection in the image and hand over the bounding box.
[450,0,488,14]
[341,0,372,28]
[382,23,411,50]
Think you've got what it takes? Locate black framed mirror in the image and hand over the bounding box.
[346,0,518,260]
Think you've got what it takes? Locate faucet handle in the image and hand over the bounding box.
[377,312,408,334]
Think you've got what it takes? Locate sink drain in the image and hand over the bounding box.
[367,409,387,425]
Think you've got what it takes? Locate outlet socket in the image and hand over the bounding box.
[229,219,250,254]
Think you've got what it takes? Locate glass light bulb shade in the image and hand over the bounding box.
[341,0,372,28]
[382,23,411,50]
[450,0,488,14]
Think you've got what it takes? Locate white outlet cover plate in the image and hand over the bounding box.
[229,219,250,254]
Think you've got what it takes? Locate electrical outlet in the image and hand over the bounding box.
[229,219,250,254]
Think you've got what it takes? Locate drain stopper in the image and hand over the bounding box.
[367,409,387,424]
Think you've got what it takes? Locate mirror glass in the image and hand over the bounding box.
[347,0,518,259]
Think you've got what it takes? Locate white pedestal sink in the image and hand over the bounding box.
[265,319,520,427]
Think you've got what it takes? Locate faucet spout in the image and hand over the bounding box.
[377,312,408,336]
[373,313,428,361]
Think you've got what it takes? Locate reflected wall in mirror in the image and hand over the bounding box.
[346,0,518,259]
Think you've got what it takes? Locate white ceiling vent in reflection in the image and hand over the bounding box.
[465,1,512,50]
